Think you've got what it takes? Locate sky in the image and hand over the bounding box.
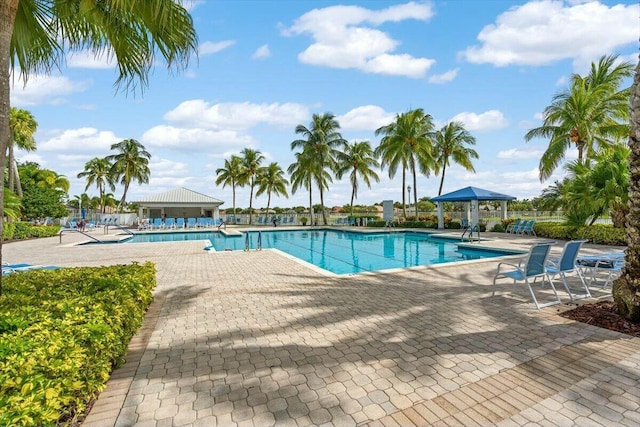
[11,0,639,211]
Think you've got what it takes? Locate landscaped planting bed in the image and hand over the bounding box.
[0,262,156,426]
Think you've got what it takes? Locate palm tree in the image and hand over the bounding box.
[239,148,265,224]
[36,170,70,193]
[288,151,316,224]
[433,122,478,196]
[77,157,116,213]
[107,139,151,212]
[0,0,197,292]
[292,113,347,225]
[256,162,289,214]
[526,55,633,181]
[215,155,243,220]
[8,108,38,197]
[335,141,380,216]
[375,108,435,219]
[613,58,640,322]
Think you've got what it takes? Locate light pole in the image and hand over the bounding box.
[407,185,411,214]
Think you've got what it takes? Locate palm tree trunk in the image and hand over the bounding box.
[319,186,327,225]
[413,167,418,219]
[232,185,236,219]
[350,186,355,216]
[308,182,313,225]
[613,59,640,322]
[266,193,271,214]
[438,165,447,196]
[249,180,254,225]
[7,141,14,192]
[118,184,129,213]
[12,158,23,197]
[0,0,20,294]
[402,168,407,218]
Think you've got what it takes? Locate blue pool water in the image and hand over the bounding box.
[125,230,518,275]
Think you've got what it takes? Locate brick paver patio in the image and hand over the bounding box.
[5,228,640,427]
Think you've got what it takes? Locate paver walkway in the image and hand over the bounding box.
[5,229,640,426]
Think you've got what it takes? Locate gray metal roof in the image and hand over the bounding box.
[132,188,223,205]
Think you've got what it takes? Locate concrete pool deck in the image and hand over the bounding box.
[4,227,640,427]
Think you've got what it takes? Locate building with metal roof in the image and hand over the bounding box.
[130,188,224,222]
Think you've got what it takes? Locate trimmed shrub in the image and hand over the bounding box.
[446,220,462,230]
[0,262,156,426]
[3,222,60,241]
[491,223,506,233]
[534,222,626,246]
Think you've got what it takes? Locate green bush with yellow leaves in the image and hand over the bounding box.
[0,262,156,426]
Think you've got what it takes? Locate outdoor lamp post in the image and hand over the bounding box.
[407,185,411,208]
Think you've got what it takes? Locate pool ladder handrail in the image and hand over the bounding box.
[385,220,396,232]
[59,228,105,244]
[105,224,134,236]
[461,224,480,242]
[244,231,262,251]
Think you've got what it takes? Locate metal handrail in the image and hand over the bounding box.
[461,224,481,242]
[59,229,105,244]
[105,224,134,235]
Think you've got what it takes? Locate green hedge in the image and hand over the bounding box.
[2,222,61,241]
[0,262,156,426]
[522,222,626,246]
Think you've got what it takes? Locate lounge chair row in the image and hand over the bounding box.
[254,216,296,225]
[140,217,224,230]
[505,219,536,236]
[493,240,624,309]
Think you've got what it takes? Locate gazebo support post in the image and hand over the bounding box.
[437,203,444,229]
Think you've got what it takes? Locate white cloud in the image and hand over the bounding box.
[284,2,436,78]
[10,75,91,106]
[252,44,271,60]
[461,1,638,68]
[38,127,120,153]
[141,125,254,149]
[199,40,236,56]
[337,105,395,131]
[497,148,545,160]
[163,100,310,130]
[67,49,115,69]
[428,68,459,84]
[449,110,508,132]
[533,112,544,120]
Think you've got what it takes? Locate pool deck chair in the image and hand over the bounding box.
[545,240,590,302]
[521,220,536,236]
[506,219,521,234]
[493,242,561,309]
[176,218,185,228]
[187,218,197,228]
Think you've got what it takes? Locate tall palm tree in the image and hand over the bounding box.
[292,113,347,225]
[0,0,197,291]
[335,140,380,216]
[107,139,151,212]
[215,155,243,218]
[526,55,633,181]
[77,157,116,213]
[433,122,478,196]
[256,162,289,214]
[288,151,315,223]
[8,107,37,197]
[375,108,435,219]
[613,58,640,322]
[239,148,265,224]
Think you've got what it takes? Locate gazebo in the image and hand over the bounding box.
[131,187,224,222]
[431,186,516,229]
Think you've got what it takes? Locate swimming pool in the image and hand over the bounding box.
[124,230,519,275]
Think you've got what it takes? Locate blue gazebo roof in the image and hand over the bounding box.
[431,186,516,202]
